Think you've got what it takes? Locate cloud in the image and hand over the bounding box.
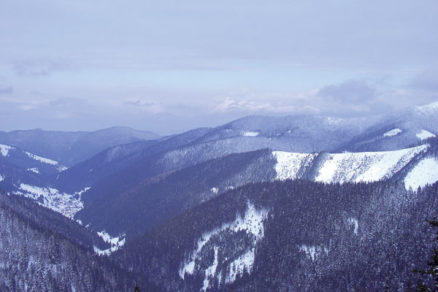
[13,60,66,76]
[49,98,85,108]
[0,86,13,95]
[317,80,377,103]
[214,93,320,115]
[124,98,164,114]
[410,69,438,91]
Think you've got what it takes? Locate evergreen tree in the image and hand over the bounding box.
[416,220,438,291]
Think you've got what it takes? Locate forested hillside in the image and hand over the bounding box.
[0,191,159,291]
[116,180,438,291]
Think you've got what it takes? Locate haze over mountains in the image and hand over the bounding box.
[0,101,437,291]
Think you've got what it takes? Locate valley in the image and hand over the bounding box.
[0,104,438,291]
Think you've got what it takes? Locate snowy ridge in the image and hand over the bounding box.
[179,202,268,290]
[274,145,429,184]
[14,185,90,219]
[404,157,438,191]
[0,144,13,157]
[416,101,438,115]
[25,151,59,166]
[315,145,428,184]
[383,128,402,137]
[416,129,436,141]
[273,151,317,180]
[94,231,126,256]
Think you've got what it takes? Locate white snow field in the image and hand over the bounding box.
[179,202,268,291]
[404,157,438,191]
[274,145,428,184]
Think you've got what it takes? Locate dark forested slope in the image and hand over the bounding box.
[116,180,438,291]
[0,191,160,291]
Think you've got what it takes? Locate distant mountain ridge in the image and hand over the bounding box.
[0,126,160,166]
[1,101,438,291]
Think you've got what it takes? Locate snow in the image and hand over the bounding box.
[274,145,428,184]
[404,157,438,191]
[179,202,268,287]
[14,185,90,219]
[315,145,428,184]
[242,131,259,137]
[94,230,126,256]
[383,128,402,137]
[27,168,40,174]
[210,187,219,194]
[57,165,68,172]
[326,117,345,126]
[299,245,328,261]
[273,151,317,180]
[416,129,436,140]
[0,174,4,182]
[416,101,438,115]
[225,249,255,284]
[0,144,13,157]
[25,151,59,166]
[347,217,359,235]
[202,246,219,291]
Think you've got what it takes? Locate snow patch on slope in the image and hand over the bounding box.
[404,157,438,191]
[14,185,90,219]
[383,128,402,137]
[27,168,40,174]
[94,231,126,256]
[202,246,219,291]
[0,174,4,182]
[225,248,255,284]
[416,130,436,141]
[273,151,317,180]
[242,131,259,137]
[299,245,328,261]
[347,217,359,235]
[25,151,58,165]
[179,202,268,290]
[315,145,428,184]
[0,144,13,157]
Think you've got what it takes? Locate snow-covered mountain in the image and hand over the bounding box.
[339,101,438,152]
[0,143,90,218]
[274,143,438,190]
[1,102,438,291]
[0,126,160,166]
[0,143,67,176]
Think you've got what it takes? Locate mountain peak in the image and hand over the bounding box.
[415,101,438,114]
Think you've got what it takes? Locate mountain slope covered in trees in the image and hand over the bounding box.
[115,180,438,291]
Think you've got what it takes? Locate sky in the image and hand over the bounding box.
[1,0,438,135]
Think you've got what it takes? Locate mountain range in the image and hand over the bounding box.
[0,101,437,291]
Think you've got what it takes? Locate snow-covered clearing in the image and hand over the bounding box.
[315,145,428,184]
[14,185,90,219]
[404,157,438,191]
[94,231,126,256]
[179,202,268,290]
[383,128,402,137]
[0,144,13,157]
[416,129,436,141]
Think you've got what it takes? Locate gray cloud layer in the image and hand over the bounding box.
[0,0,437,133]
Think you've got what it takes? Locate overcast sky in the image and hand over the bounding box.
[1,0,438,134]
